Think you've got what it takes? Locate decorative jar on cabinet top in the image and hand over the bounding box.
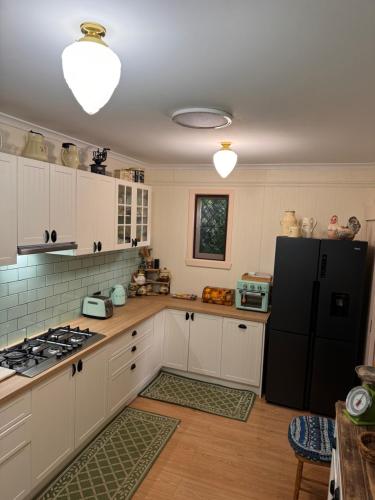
[22,130,48,162]
[280,210,298,236]
[61,143,79,169]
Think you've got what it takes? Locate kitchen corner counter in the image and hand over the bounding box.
[0,296,270,405]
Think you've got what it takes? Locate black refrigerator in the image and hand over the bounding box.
[265,236,369,417]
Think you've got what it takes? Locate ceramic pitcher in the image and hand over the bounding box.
[280,210,297,236]
[22,130,48,162]
[301,217,317,238]
[61,143,80,169]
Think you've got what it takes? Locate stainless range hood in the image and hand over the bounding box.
[17,242,78,255]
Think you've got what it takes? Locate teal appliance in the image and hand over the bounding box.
[235,280,270,312]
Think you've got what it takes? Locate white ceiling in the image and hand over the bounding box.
[1,0,375,165]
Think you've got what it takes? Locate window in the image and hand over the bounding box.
[193,195,229,261]
[186,189,234,269]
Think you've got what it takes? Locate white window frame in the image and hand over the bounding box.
[186,188,234,269]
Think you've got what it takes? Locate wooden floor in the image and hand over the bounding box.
[131,396,330,500]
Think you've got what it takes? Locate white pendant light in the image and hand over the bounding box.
[62,22,121,115]
[213,142,238,178]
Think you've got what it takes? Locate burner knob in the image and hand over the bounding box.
[67,346,73,352]
[62,350,68,356]
[56,352,63,359]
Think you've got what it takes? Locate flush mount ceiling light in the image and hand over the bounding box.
[171,108,232,129]
[213,142,238,178]
[62,22,121,115]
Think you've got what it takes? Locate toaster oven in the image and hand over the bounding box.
[235,280,270,312]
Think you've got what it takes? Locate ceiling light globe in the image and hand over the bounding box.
[213,144,238,178]
[62,40,121,115]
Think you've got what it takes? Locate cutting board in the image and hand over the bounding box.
[0,366,16,382]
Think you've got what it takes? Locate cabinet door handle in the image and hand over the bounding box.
[131,363,136,370]
[238,324,247,329]
[191,312,195,321]
[51,230,57,243]
[131,345,137,352]
[185,312,190,321]
[77,359,83,372]
[44,230,50,243]
[97,241,102,252]
[93,241,97,253]
[72,363,76,377]
[132,330,137,337]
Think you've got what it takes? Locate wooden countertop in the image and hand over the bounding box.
[336,401,375,499]
[0,296,270,405]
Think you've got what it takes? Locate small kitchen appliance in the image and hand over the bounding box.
[82,293,113,318]
[0,325,104,377]
[345,366,375,425]
[110,284,126,306]
[235,273,271,312]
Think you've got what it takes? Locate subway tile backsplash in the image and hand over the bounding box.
[0,250,140,348]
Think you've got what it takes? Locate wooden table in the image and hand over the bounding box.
[335,401,375,499]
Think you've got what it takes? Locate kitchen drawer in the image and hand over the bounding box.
[107,347,150,415]
[107,317,153,357]
[0,442,31,500]
[109,332,152,376]
[0,415,32,465]
[0,391,31,435]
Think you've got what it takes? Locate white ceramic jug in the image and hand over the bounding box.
[61,143,80,169]
[301,217,317,238]
[280,210,297,236]
[22,130,48,162]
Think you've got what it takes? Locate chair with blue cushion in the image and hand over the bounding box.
[288,415,335,500]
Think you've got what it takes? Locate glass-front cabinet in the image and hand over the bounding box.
[115,181,151,249]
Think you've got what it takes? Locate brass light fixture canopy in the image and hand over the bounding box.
[79,22,107,46]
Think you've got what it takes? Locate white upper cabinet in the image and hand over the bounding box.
[188,313,223,378]
[221,319,265,387]
[50,164,76,243]
[115,180,134,250]
[18,158,76,246]
[134,185,151,247]
[115,182,152,250]
[18,157,50,246]
[76,170,115,255]
[0,153,17,265]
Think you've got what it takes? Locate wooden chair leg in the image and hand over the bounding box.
[293,457,304,500]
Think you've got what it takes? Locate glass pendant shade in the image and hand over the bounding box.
[62,23,121,115]
[213,142,238,178]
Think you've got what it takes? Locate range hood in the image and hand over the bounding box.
[17,242,78,255]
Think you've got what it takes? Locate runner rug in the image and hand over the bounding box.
[140,370,256,422]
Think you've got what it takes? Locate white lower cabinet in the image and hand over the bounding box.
[188,313,223,377]
[151,311,165,373]
[0,392,32,500]
[75,347,108,447]
[31,345,107,487]
[31,367,75,485]
[163,309,190,371]
[221,318,264,386]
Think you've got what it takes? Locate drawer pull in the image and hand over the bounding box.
[238,324,247,329]
[131,346,137,353]
[131,363,136,370]
[132,330,137,337]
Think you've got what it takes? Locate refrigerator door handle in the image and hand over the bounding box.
[310,280,320,333]
[320,254,327,278]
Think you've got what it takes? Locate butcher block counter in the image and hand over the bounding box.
[335,401,375,499]
[0,296,270,405]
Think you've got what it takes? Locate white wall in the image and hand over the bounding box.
[147,165,375,294]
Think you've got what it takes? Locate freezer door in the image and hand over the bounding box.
[265,329,309,410]
[309,338,358,417]
[270,237,320,335]
[316,240,368,342]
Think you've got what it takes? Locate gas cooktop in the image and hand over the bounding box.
[0,325,104,377]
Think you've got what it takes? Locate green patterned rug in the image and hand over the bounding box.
[140,371,256,421]
[36,407,179,500]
